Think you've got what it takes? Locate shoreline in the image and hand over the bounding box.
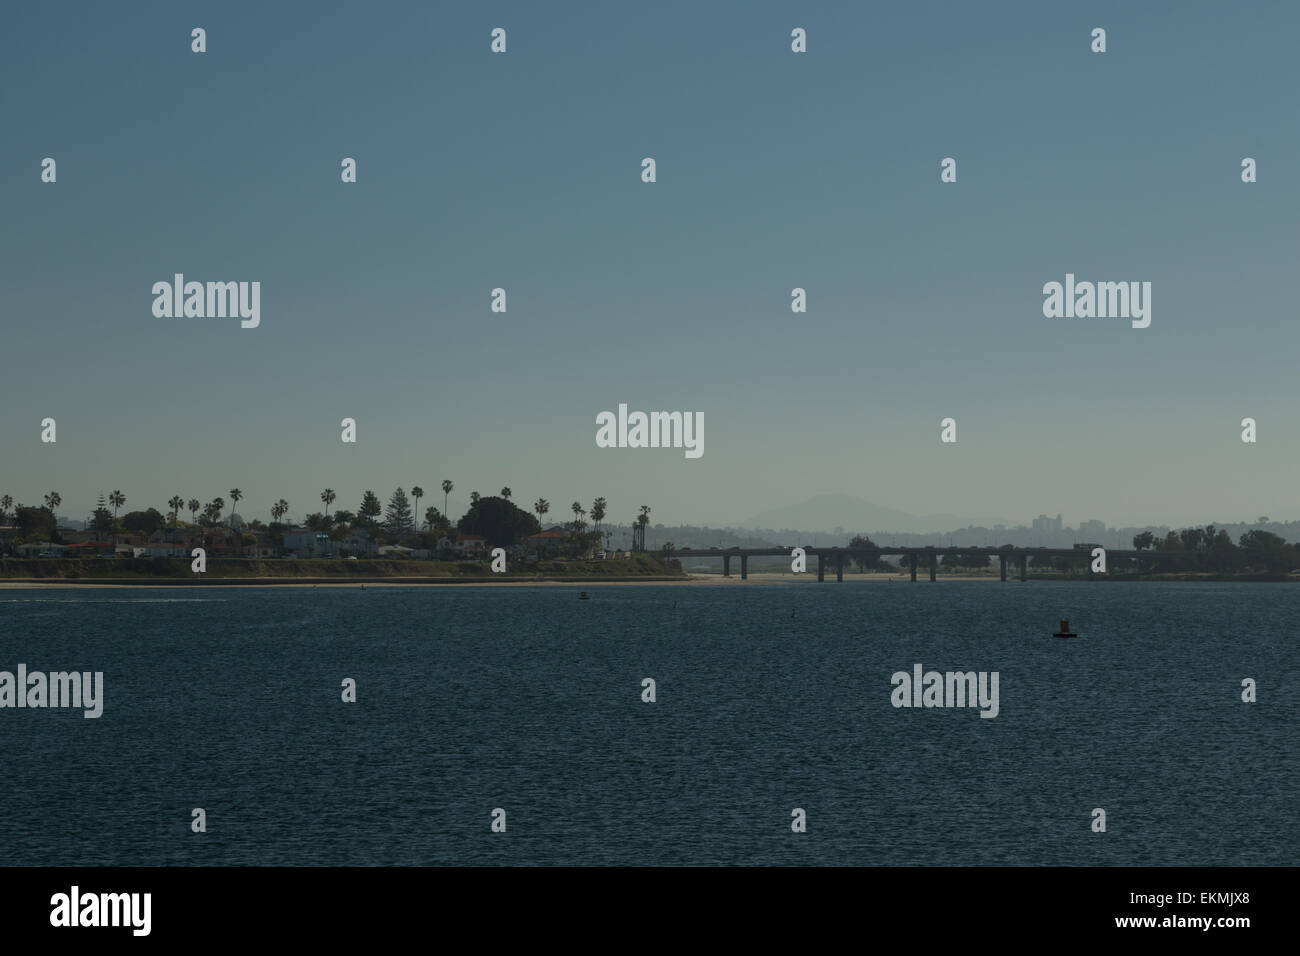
[1,571,1292,588]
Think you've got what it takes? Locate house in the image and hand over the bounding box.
[437,534,489,556]
[16,541,67,557]
[527,526,570,557]
[151,527,194,546]
[64,541,114,556]
[139,528,197,557]
[139,544,188,557]
[344,529,377,557]
[282,531,337,557]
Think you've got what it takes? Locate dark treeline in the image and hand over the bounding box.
[860,526,1299,575]
[0,487,653,559]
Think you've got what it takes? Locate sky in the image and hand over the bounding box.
[2,1,1297,531]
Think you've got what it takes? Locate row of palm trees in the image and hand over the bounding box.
[5,483,655,547]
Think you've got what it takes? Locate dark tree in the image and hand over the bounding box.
[1239,529,1289,573]
[385,487,414,533]
[457,495,541,548]
[848,535,891,571]
[122,508,166,536]
[15,506,56,542]
[91,503,114,539]
[359,491,383,530]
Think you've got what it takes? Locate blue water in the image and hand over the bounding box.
[0,582,1295,865]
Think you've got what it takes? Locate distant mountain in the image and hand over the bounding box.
[736,494,1012,535]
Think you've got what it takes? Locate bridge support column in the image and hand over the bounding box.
[723,554,730,577]
[741,555,748,580]
[909,554,917,582]
[1019,555,1027,582]
[817,552,826,582]
[929,553,937,582]
[836,553,844,583]
[1000,555,1007,581]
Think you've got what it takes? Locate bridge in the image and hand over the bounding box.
[665,546,1191,582]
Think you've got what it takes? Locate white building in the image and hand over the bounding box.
[437,534,489,556]
[282,531,337,557]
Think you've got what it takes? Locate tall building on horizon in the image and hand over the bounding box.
[1032,513,1063,533]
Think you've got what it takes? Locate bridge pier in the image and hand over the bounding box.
[1019,555,1027,582]
[999,555,1007,582]
[929,552,937,582]
[909,553,917,582]
[836,553,844,583]
[723,554,730,577]
[817,552,825,583]
[741,554,748,580]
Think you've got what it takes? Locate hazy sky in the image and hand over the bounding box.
[3,1,1297,530]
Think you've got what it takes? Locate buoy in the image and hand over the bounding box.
[579,591,589,600]
[1053,618,1077,638]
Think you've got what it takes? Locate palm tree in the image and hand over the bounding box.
[591,497,607,533]
[211,497,225,526]
[470,491,480,505]
[106,490,125,545]
[276,499,289,526]
[500,487,512,500]
[40,491,62,546]
[321,488,336,519]
[410,486,423,525]
[228,488,242,526]
[441,479,453,517]
[168,496,184,526]
[188,499,200,525]
[571,501,585,523]
[635,505,651,551]
[534,498,549,526]
[0,494,12,521]
[109,490,125,524]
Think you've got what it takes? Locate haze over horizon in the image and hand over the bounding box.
[3,1,1297,532]
[21,489,1296,542]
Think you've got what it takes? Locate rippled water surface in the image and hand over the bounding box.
[0,582,1294,865]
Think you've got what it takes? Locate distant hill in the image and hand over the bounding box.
[736,494,1012,535]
